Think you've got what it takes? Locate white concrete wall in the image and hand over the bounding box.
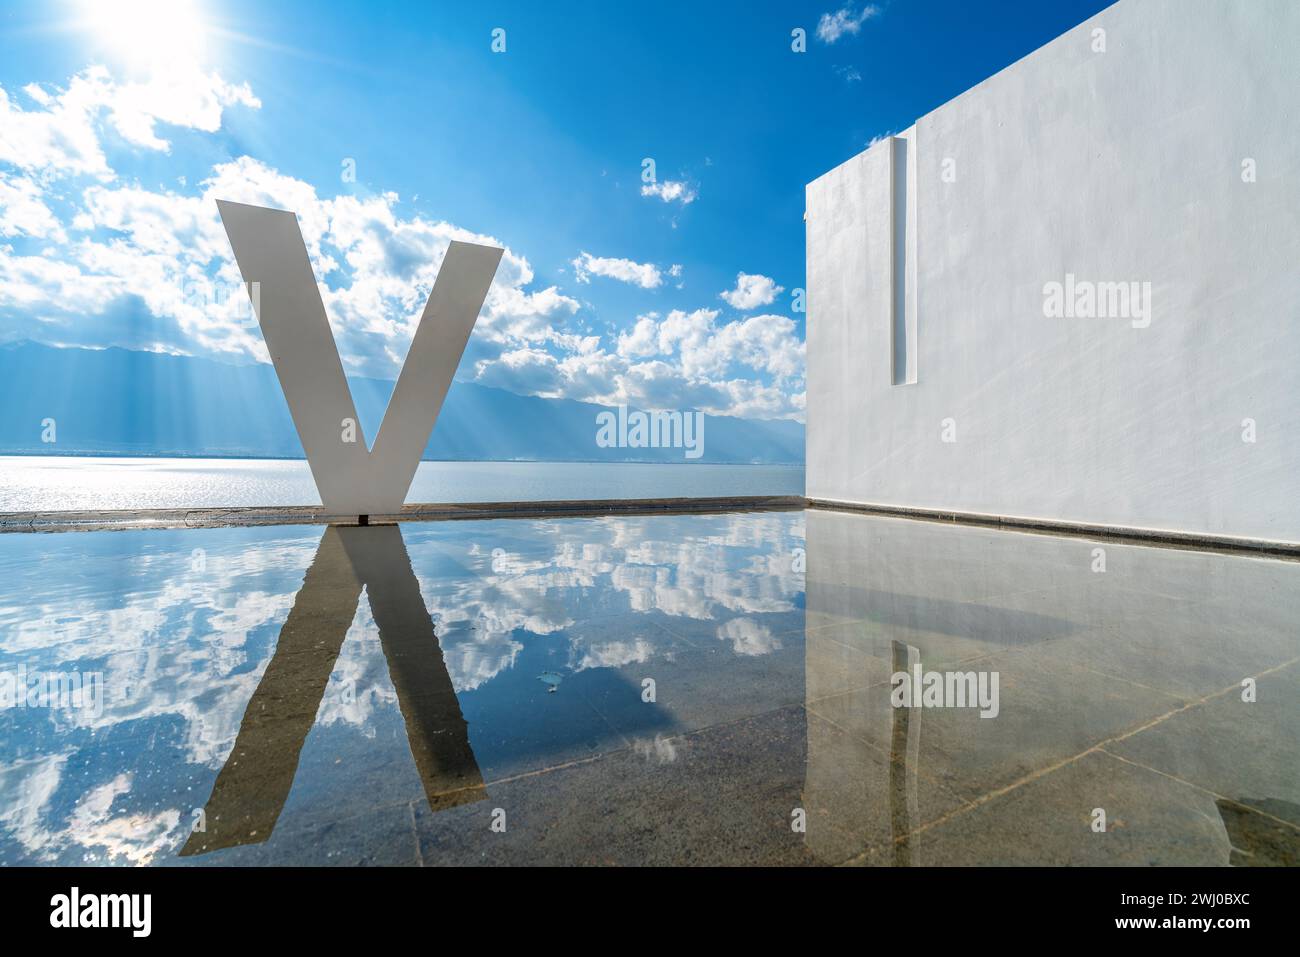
[806,0,1300,542]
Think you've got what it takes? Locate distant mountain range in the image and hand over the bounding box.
[0,341,804,464]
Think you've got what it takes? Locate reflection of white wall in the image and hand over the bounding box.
[806,0,1300,542]
[801,508,1300,864]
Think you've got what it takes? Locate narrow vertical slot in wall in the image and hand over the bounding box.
[891,133,918,385]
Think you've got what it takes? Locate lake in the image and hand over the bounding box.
[0,456,805,512]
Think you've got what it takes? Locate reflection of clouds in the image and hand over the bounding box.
[442,633,524,692]
[421,572,565,693]
[1,537,313,767]
[597,514,803,621]
[0,754,66,859]
[0,536,315,863]
[419,513,805,687]
[0,757,180,864]
[717,617,781,657]
[0,512,806,860]
[6,515,803,738]
[613,514,801,624]
[315,603,397,734]
[68,774,180,866]
[2,537,313,657]
[80,590,297,765]
[572,637,656,671]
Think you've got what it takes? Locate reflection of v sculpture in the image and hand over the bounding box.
[217,200,503,518]
[181,524,485,856]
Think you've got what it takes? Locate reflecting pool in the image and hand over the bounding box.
[0,510,1296,865]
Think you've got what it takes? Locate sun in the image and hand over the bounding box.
[78,0,209,69]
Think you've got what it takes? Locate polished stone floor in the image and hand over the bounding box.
[0,509,1295,866]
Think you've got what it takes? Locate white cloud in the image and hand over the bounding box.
[0,174,65,240]
[615,312,662,358]
[720,272,784,310]
[21,83,52,106]
[0,65,259,181]
[0,151,578,374]
[571,251,664,289]
[816,5,881,44]
[473,345,563,396]
[104,68,260,152]
[0,62,805,422]
[866,129,898,149]
[652,307,720,377]
[640,179,697,205]
[717,618,781,656]
[712,313,805,379]
[0,252,125,320]
[517,306,806,420]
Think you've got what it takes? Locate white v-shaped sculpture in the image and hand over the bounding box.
[217,200,503,517]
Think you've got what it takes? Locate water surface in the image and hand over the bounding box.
[0,509,1295,865]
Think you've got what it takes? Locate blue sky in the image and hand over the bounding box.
[0,0,1111,422]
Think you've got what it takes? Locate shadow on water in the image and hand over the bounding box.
[181,524,484,856]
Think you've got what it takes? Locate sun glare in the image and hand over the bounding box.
[78,0,209,68]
